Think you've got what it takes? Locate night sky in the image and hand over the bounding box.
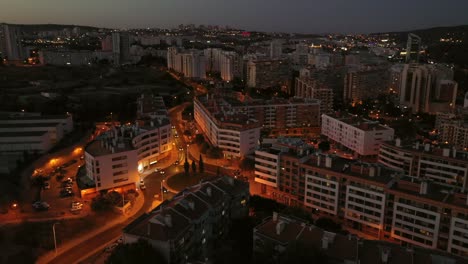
[2,0,468,33]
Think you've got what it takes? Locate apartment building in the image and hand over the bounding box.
[256,151,468,257]
[194,96,262,158]
[167,48,206,79]
[440,122,468,151]
[123,176,249,264]
[247,59,291,90]
[378,140,468,190]
[398,63,457,113]
[295,68,334,114]
[253,212,468,264]
[343,66,389,104]
[321,113,395,157]
[255,137,313,207]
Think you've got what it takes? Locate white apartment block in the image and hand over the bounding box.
[254,149,281,188]
[304,172,339,215]
[219,51,242,82]
[378,140,468,190]
[391,198,441,249]
[321,113,394,156]
[85,139,139,191]
[345,184,386,233]
[448,216,468,256]
[167,48,206,79]
[194,97,261,158]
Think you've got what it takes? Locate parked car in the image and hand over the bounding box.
[140,183,146,190]
[70,201,83,211]
[60,189,73,197]
[154,168,160,172]
[43,181,50,190]
[174,160,179,165]
[32,201,50,211]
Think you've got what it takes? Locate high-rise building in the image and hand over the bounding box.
[0,24,24,61]
[247,59,290,89]
[219,51,242,82]
[168,48,206,79]
[101,35,113,52]
[343,66,389,104]
[399,64,457,113]
[270,39,283,59]
[405,33,421,63]
[112,32,130,65]
[295,68,334,114]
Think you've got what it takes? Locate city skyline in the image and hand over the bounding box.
[1,0,468,33]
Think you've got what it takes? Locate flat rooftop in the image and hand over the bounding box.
[0,122,60,128]
[85,138,134,157]
[323,113,392,131]
[0,131,49,137]
[382,140,468,162]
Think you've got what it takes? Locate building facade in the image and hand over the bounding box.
[194,96,261,158]
[321,113,395,157]
[295,68,334,114]
[378,140,468,190]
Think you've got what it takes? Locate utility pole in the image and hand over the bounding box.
[53,222,60,255]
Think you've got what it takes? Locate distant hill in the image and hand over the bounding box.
[377,25,468,44]
[7,23,105,33]
[372,25,468,68]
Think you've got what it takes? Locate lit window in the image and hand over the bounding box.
[241,199,246,206]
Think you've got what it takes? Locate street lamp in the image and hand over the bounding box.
[53,222,60,255]
[160,180,165,201]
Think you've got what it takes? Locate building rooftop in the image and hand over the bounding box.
[255,214,468,264]
[382,140,468,162]
[304,154,397,185]
[124,176,249,242]
[0,131,49,137]
[323,113,392,132]
[0,114,70,121]
[85,135,134,157]
[0,122,61,128]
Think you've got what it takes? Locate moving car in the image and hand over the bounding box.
[140,183,146,190]
[43,181,50,190]
[159,170,165,175]
[174,160,179,165]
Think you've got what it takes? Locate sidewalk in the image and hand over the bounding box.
[36,189,145,264]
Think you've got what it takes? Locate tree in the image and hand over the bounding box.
[191,160,197,174]
[318,141,331,152]
[195,134,205,145]
[106,239,165,264]
[199,154,204,173]
[184,157,190,176]
[315,217,342,233]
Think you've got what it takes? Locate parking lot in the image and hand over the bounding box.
[25,151,89,218]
